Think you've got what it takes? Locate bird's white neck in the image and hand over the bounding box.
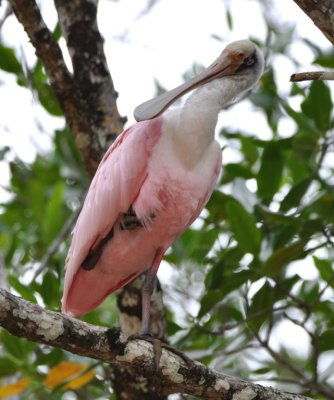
[168,77,239,168]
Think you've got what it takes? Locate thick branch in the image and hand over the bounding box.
[54,0,125,153]
[10,0,97,174]
[10,0,124,175]
[292,0,334,45]
[0,289,313,400]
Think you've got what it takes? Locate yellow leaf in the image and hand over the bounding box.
[0,378,31,398]
[44,361,87,389]
[64,370,95,390]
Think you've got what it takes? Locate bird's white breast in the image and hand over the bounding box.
[132,115,221,241]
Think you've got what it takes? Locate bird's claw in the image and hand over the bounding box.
[127,334,193,370]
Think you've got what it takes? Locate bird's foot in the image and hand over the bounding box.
[128,334,193,370]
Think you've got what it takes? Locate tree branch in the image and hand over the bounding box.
[291,0,334,45]
[0,289,313,400]
[290,71,334,82]
[10,0,125,175]
[54,0,125,153]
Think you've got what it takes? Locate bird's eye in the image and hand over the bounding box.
[244,54,256,67]
[235,51,257,73]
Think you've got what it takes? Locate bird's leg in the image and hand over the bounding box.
[126,249,164,368]
[128,248,193,368]
[136,248,194,369]
[140,248,164,336]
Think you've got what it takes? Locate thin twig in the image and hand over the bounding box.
[322,226,334,248]
[290,71,334,82]
[253,328,334,399]
[244,290,322,394]
[310,268,334,311]
[252,331,307,382]
[283,309,319,383]
[195,304,289,335]
[274,279,312,313]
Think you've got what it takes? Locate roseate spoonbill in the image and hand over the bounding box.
[62,40,264,337]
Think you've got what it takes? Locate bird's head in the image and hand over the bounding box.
[134,39,264,122]
[221,39,264,81]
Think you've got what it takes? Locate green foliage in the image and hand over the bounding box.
[31,62,63,116]
[0,3,334,400]
[0,45,23,75]
[224,199,261,254]
[257,141,284,203]
[301,81,332,132]
[166,35,334,400]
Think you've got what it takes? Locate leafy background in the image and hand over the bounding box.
[0,0,334,399]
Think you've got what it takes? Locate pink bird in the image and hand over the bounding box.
[62,40,264,337]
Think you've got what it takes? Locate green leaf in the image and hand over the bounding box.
[0,330,36,360]
[8,275,37,303]
[221,269,255,297]
[0,45,23,74]
[55,129,86,178]
[241,136,259,165]
[301,81,332,132]
[318,329,334,352]
[282,102,318,134]
[53,23,62,41]
[0,357,19,378]
[167,321,183,336]
[271,224,301,250]
[205,252,255,296]
[314,49,334,68]
[205,190,229,221]
[224,200,261,254]
[262,240,307,277]
[256,205,301,226]
[257,142,283,203]
[43,182,65,245]
[313,257,334,288]
[198,290,223,318]
[32,62,63,116]
[36,82,63,116]
[300,280,320,303]
[309,193,334,224]
[250,68,281,132]
[34,348,64,367]
[36,271,61,308]
[300,218,323,238]
[226,8,233,30]
[280,178,312,211]
[221,163,253,183]
[247,281,274,332]
[169,227,218,264]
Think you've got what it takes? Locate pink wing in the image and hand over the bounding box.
[62,117,162,314]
